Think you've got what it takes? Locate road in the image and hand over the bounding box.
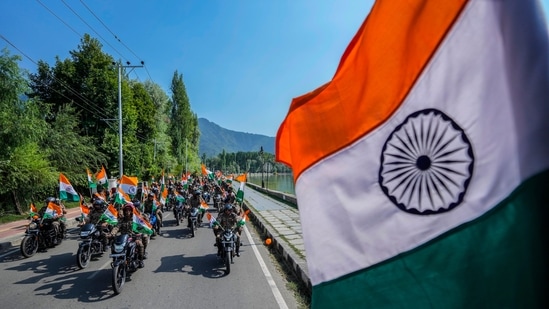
[0,207,300,308]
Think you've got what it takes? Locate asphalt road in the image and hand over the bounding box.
[0,209,300,308]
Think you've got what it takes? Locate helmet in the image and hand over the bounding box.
[45,197,56,204]
[133,201,141,209]
[123,203,134,212]
[147,192,155,198]
[223,204,233,212]
[92,200,103,208]
[194,190,201,196]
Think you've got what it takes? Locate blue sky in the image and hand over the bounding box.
[1,1,548,137]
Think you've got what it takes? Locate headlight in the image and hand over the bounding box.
[80,231,90,237]
[113,244,125,253]
[29,222,38,230]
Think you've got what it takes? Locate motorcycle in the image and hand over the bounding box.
[202,191,211,203]
[165,194,174,211]
[213,194,222,212]
[109,233,142,295]
[75,219,111,269]
[188,207,201,237]
[217,225,238,274]
[20,216,64,258]
[173,201,184,226]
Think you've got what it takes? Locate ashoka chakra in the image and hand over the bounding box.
[379,108,474,215]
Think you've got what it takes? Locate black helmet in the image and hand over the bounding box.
[45,197,56,204]
[123,203,134,212]
[194,190,201,196]
[133,201,141,209]
[148,192,155,198]
[92,199,103,208]
[224,204,233,212]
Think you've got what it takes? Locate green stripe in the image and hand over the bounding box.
[312,170,549,309]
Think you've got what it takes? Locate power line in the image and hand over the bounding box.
[80,0,143,62]
[35,0,81,37]
[61,0,129,63]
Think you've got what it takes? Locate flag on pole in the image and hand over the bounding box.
[160,185,168,206]
[206,212,218,228]
[235,173,247,182]
[43,201,62,219]
[199,200,209,213]
[86,169,96,188]
[29,202,38,217]
[114,187,132,205]
[100,204,119,225]
[237,209,250,227]
[79,195,90,219]
[59,173,80,202]
[119,175,138,197]
[132,207,153,235]
[96,165,108,188]
[201,164,214,180]
[276,0,549,308]
[235,181,245,203]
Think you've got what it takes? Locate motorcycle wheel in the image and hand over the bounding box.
[112,264,126,295]
[20,235,39,258]
[225,251,231,274]
[190,221,195,238]
[76,245,91,269]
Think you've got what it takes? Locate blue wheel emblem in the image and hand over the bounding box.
[379,109,474,215]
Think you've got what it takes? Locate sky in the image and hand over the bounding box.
[1,1,549,138]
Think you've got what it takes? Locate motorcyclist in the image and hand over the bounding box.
[188,190,203,227]
[213,204,242,257]
[132,200,149,259]
[39,197,67,240]
[84,199,110,251]
[109,203,145,268]
[224,186,240,215]
[143,192,163,228]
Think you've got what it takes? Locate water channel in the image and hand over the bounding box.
[246,173,295,195]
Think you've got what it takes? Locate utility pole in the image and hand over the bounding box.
[260,146,264,188]
[115,61,144,178]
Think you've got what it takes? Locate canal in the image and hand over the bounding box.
[246,173,295,195]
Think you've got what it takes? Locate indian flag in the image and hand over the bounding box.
[100,204,118,225]
[86,169,96,188]
[119,175,138,197]
[132,207,153,235]
[201,164,214,180]
[199,200,209,213]
[79,195,89,218]
[43,201,62,219]
[276,0,549,308]
[235,173,247,183]
[114,187,132,205]
[160,185,168,206]
[59,173,80,202]
[96,165,108,187]
[29,202,38,216]
[237,209,250,227]
[236,181,245,203]
[206,212,218,228]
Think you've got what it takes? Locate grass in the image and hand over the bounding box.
[0,201,81,224]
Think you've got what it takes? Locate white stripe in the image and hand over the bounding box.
[299,0,549,285]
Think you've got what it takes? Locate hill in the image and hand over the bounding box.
[198,118,275,158]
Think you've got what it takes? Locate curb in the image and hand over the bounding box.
[242,201,312,294]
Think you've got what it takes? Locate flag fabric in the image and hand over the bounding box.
[201,164,214,180]
[199,200,209,213]
[43,201,63,219]
[119,175,138,197]
[80,197,90,218]
[29,202,38,216]
[237,209,250,227]
[275,0,549,308]
[59,173,80,202]
[160,185,168,206]
[114,187,132,205]
[206,212,218,228]
[132,207,153,235]
[235,173,247,182]
[100,204,118,225]
[235,181,245,203]
[96,165,108,187]
[86,169,96,188]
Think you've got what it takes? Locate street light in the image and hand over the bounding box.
[259,146,264,188]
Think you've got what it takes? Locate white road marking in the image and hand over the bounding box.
[244,225,289,309]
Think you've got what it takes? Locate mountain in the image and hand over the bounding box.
[198,118,275,157]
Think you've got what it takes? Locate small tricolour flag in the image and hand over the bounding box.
[96,165,108,187]
[114,187,132,205]
[43,201,62,219]
[86,169,96,188]
[80,195,90,218]
[276,0,549,307]
[206,212,218,228]
[100,204,118,225]
[59,173,80,202]
[201,164,214,180]
[119,175,138,197]
[29,202,37,216]
[235,173,247,183]
[237,209,250,227]
[132,208,153,235]
[236,181,245,203]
